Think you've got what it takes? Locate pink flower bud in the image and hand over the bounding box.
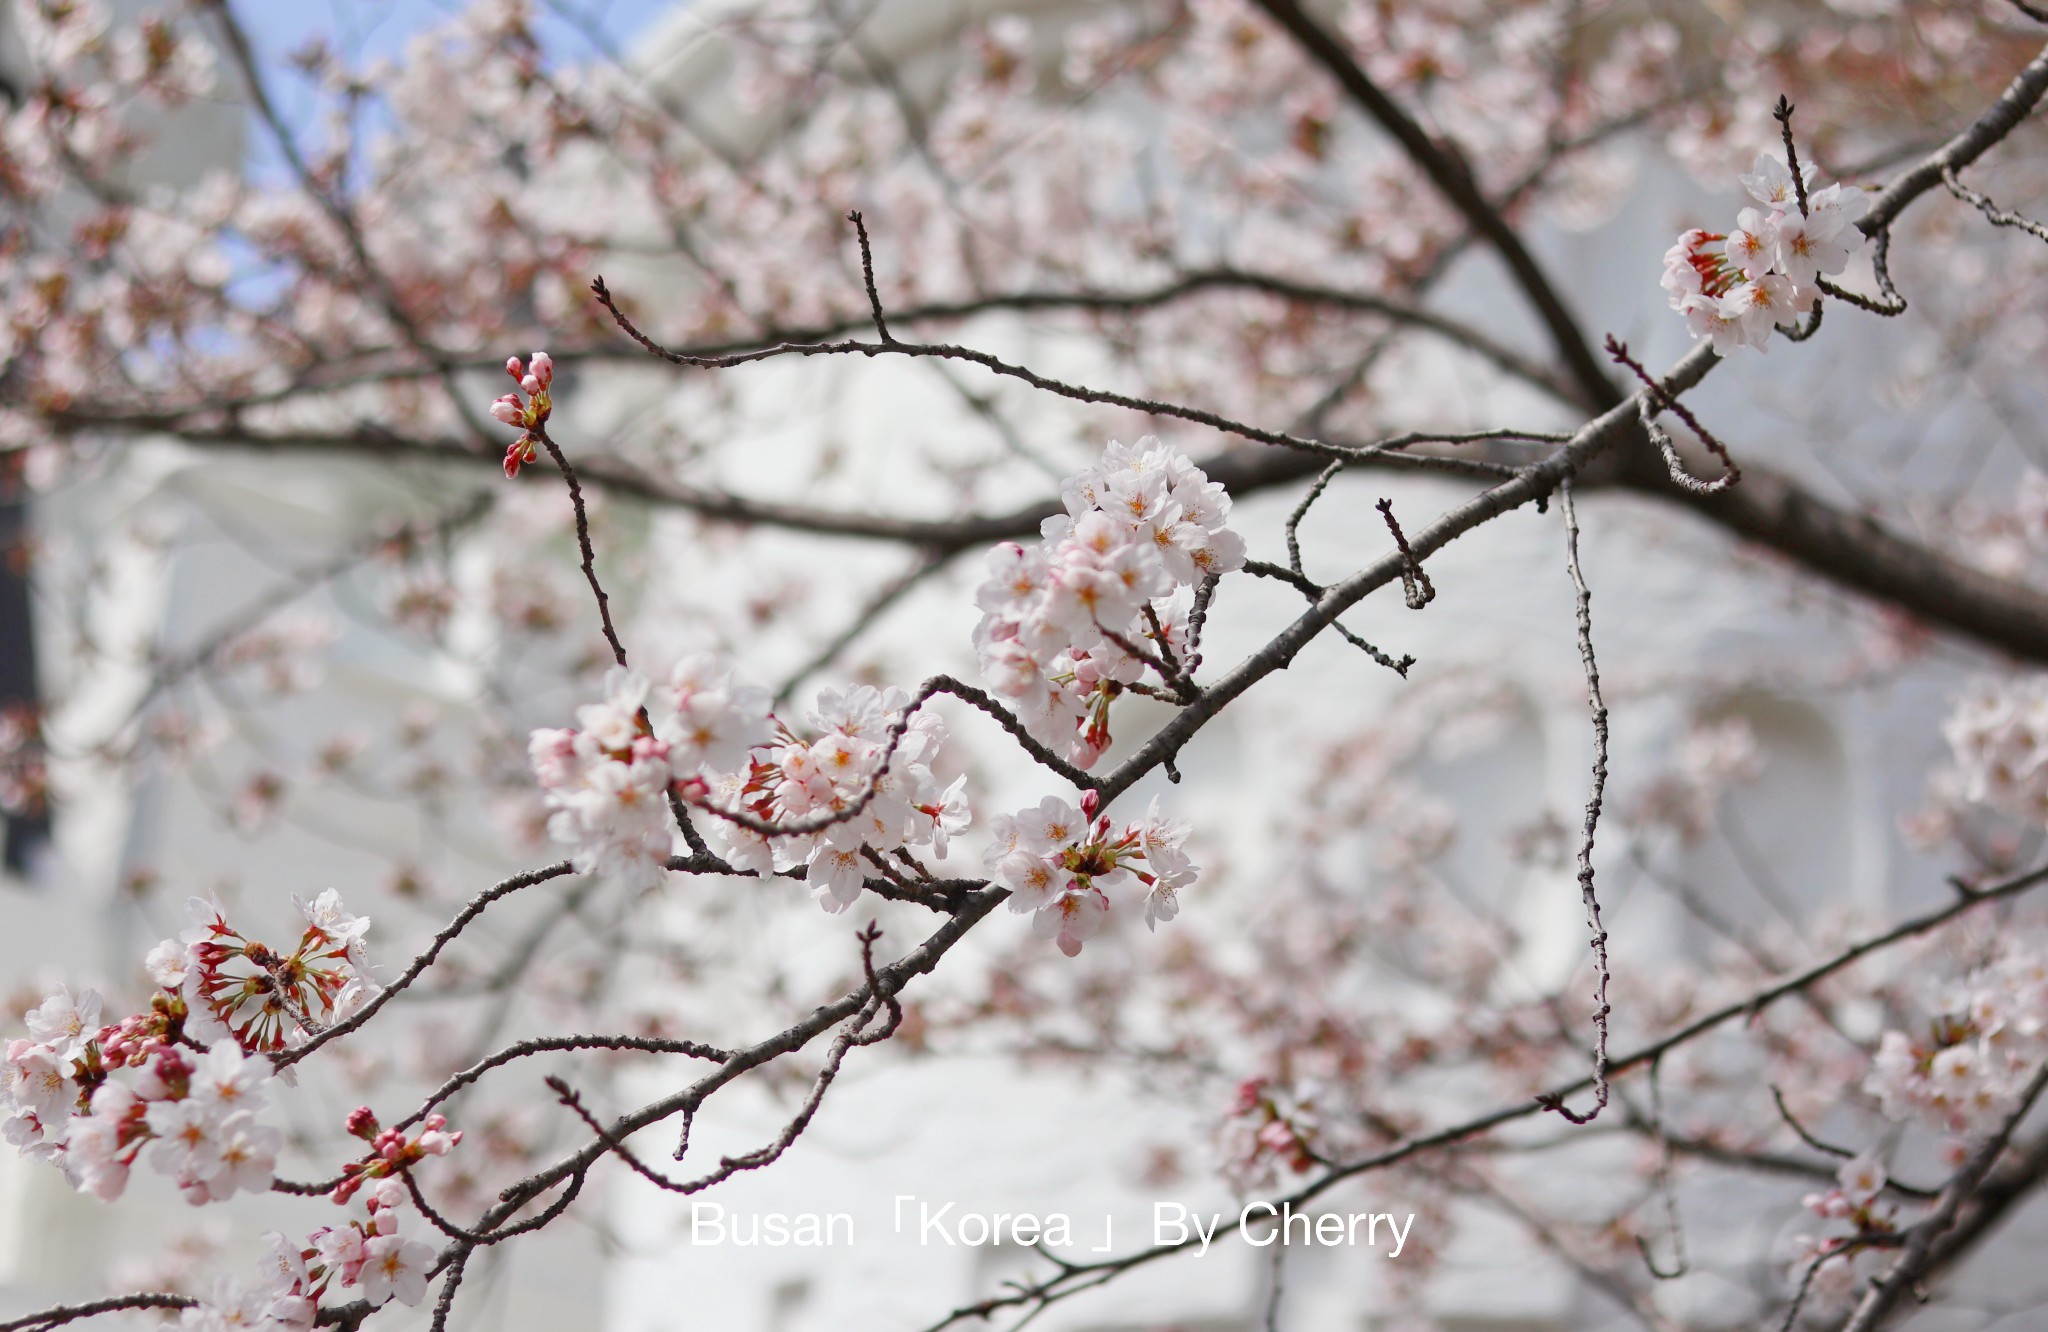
[1080,790,1100,819]
[504,356,524,380]
[346,1106,380,1139]
[528,351,553,388]
[503,438,536,480]
[520,374,541,396]
[489,395,524,426]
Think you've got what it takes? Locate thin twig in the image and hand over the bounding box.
[1634,1058,1689,1280]
[589,273,1518,481]
[1288,462,1345,576]
[1606,336,1740,492]
[1375,497,1436,609]
[534,425,630,669]
[1539,482,1611,1126]
[1773,96,1811,218]
[847,210,897,342]
[1771,1084,1855,1159]
[1942,166,2048,243]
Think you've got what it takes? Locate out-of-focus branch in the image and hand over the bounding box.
[919,857,2048,1330]
[1249,0,1619,411]
[1837,1060,2048,1331]
[0,1293,199,1332]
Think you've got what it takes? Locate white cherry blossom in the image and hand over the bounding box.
[358,1232,437,1307]
[25,985,102,1060]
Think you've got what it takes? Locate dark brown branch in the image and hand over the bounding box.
[0,1294,199,1332]
[1249,0,1618,411]
[1375,497,1437,609]
[473,888,1004,1235]
[64,403,2048,671]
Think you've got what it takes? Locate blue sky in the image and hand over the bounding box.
[229,0,677,71]
[224,0,681,176]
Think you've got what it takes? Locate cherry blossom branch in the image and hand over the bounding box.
[689,674,1098,844]
[1091,341,1722,809]
[1285,462,1344,578]
[395,1033,733,1131]
[1858,41,2048,236]
[470,888,1004,1233]
[425,1247,467,1332]
[919,856,2048,1329]
[1772,1084,1857,1159]
[60,404,2048,670]
[1243,558,1415,676]
[198,1,505,442]
[269,858,635,1069]
[40,262,1580,418]
[1837,1059,2048,1331]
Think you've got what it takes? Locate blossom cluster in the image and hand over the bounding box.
[4,996,279,1205]
[530,658,772,890]
[1219,1077,1325,1191]
[1942,677,2048,826]
[694,684,969,913]
[984,792,1193,956]
[1662,153,1869,354]
[1786,1153,1894,1313]
[973,437,1244,767]
[330,1103,464,1204]
[183,1177,443,1330]
[1863,943,2048,1139]
[490,351,554,478]
[1,891,384,1203]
